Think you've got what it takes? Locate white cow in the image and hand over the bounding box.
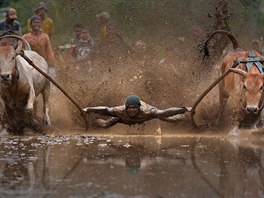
[0,35,50,134]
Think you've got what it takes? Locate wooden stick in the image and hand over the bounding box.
[191,61,239,127]
[19,50,89,129]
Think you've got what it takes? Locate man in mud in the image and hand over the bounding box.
[23,15,56,77]
[83,95,191,128]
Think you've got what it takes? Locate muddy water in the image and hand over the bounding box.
[0,132,263,198]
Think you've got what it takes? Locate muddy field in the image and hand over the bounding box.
[1,0,264,197]
[0,133,264,198]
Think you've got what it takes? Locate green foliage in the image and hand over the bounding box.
[5,0,264,47]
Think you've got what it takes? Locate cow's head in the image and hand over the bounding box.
[0,35,30,88]
[0,46,20,88]
[230,68,264,114]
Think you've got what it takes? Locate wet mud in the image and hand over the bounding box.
[0,0,264,196]
[0,133,263,197]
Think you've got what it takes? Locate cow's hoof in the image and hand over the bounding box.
[228,126,240,136]
[25,108,33,117]
[7,126,24,135]
[33,125,42,132]
[43,119,51,127]
[31,119,43,133]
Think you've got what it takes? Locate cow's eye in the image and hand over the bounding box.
[243,84,247,90]
[260,85,264,92]
[12,56,15,60]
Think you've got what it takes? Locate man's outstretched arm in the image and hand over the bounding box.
[82,106,116,117]
[153,107,191,118]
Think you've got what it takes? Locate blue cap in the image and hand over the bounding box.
[125,95,141,109]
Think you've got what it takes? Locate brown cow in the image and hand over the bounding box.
[204,30,264,133]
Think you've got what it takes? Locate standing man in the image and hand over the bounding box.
[27,2,55,38]
[23,15,56,76]
[96,11,111,41]
[83,95,191,128]
[75,28,94,60]
[0,7,22,36]
[93,13,134,63]
[69,23,83,59]
[0,8,22,47]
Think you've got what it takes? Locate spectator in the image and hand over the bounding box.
[27,2,55,38]
[0,7,22,47]
[70,23,83,46]
[75,28,94,60]
[95,22,133,58]
[93,12,134,67]
[69,23,83,58]
[0,8,22,36]
[96,11,111,41]
[251,39,263,55]
[23,15,56,76]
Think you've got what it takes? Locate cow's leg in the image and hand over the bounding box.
[255,109,264,128]
[42,82,51,126]
[229,108,240,136]
[216,83,229,125]
[4,104,24,134]
[25,86,44,132]
[26,86,36,113]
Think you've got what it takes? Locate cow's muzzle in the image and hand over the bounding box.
[0,73,12,87]
[1,73,11,81]
[246,107,259,114]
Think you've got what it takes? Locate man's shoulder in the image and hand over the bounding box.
[38,32,50,40]
[13,20,21,26]
[139,100,157,115]
[44,16,54,23]
[22,32,31,38]
[140,100,155,109]
[0,20,6,28]
[13,21,21,29]
[113,105,125,112]
[42,32,50,38]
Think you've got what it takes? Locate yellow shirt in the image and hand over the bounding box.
[27,16,55,37]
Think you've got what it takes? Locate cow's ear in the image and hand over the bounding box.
[15,44,23,55]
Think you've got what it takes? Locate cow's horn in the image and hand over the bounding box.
[0,35,31,51]
[229,68,247,76]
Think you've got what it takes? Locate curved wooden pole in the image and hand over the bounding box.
[19,50,89,129]
[191,61,239,127]
[0,35,31,50]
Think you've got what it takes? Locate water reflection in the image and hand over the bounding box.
[0,134,263,197]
